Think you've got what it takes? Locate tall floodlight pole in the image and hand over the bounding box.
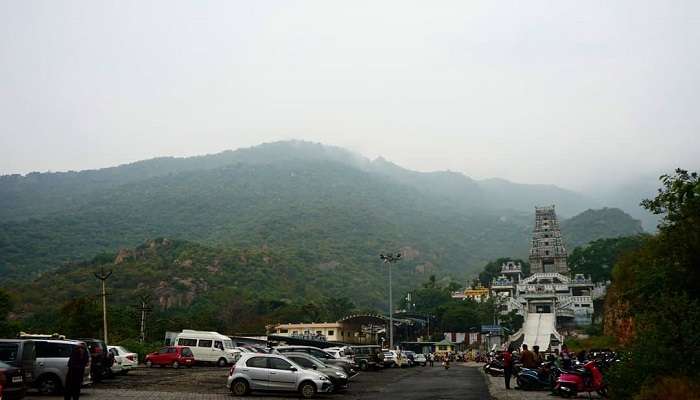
[380,253,401,349]
[136,296,153,343]
[94,267,113,344]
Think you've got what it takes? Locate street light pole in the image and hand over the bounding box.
[380,253,401,349]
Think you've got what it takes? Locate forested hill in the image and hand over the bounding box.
[561,207,645,249]
[0,141,642,281]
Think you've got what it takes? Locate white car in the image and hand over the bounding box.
[413,353,427,366]
[323,346,354,361]
[227,353,333,398]
[382,350,408,368]
[108,346,138,374]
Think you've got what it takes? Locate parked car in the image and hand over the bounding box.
[350,345,384,370]
[227,353,332,398]
[0,361,25,400]
[166,330,240,366]
[323,346,354,360]
[284,352,349,392]
[275,346,357,376]
[75,338,113,381]
[382,350,408,368]
[144,346,194,368]
[0,339,35,385]
[413,353,427,366]
[107,346,137,374]
[32,340,91,395]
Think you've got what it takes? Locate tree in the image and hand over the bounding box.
[568,235,647,283]
[0,289,18,337]
[606,169,700,399]
[58,297,101,338]
[499,310,524,334]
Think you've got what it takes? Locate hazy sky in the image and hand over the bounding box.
[1,0,698,192]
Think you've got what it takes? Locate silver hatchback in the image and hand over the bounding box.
[226,353,332,398]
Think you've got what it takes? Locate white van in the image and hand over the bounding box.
[166,330,240,367]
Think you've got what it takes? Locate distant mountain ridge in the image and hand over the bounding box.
[0,140,643,283]
[0,140,597,222]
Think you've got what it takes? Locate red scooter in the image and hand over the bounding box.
[553,360,608,398]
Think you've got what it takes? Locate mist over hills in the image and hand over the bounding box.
[0,141,644,286]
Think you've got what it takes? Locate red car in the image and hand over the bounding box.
[144,346,194,369]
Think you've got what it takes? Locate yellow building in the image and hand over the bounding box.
[452,284,490,302]
[435,339,455,355]
[269,314,388,345]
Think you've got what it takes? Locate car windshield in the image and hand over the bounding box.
[223,340,234,349]
[0,361,11,369]
[118,346,130,354]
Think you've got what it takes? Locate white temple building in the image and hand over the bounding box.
[494,206,605,350]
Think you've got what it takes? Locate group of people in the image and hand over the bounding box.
[501,343,574,389]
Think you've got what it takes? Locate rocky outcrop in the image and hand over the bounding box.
[603,286,635,345]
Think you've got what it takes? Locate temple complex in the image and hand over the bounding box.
[495,205,601,350]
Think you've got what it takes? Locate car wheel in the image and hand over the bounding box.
[37,374,62,395]
[145,360,153,368]
[217,357,227,367]
[172,361,180,369]
[231,379,249,396]
[299,381,317,399]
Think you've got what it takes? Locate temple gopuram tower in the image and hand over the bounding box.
[529,206,569,274]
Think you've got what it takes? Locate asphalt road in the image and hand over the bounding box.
[23,363,492,400]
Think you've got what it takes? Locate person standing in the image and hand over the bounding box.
[532,345,543,366]
[560,344,572,369]
[64,344,88,400]
[503,344,514,389]
[520,344,537,369]
[428,352,434,367]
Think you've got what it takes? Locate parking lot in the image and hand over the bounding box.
[23,363,491,400]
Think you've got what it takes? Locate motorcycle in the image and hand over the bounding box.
[516,361,559,390]
[554,360,608,398]
[483,355,504,376]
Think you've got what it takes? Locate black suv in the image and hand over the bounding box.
[350,345,383,370]
[75,339,113,381]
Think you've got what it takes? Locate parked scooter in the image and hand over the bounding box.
[554,360,608,398]
[516,361,559,390]
[483,357,503,376]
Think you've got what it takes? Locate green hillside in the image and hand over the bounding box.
[561,207,645,249]
[0,141,643,285]
[11,238,408,336]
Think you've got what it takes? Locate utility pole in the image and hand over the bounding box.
[136,296,153,343]
[94,267,113,344]
[380,252,401,349]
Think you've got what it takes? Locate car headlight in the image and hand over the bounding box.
[336,372,347,378]
[319,376,328,381]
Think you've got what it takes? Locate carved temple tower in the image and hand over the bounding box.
[529,206,569,274]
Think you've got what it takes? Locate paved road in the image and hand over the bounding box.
[23,363,491,400]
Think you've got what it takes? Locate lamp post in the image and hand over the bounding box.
[380,252,401,349]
